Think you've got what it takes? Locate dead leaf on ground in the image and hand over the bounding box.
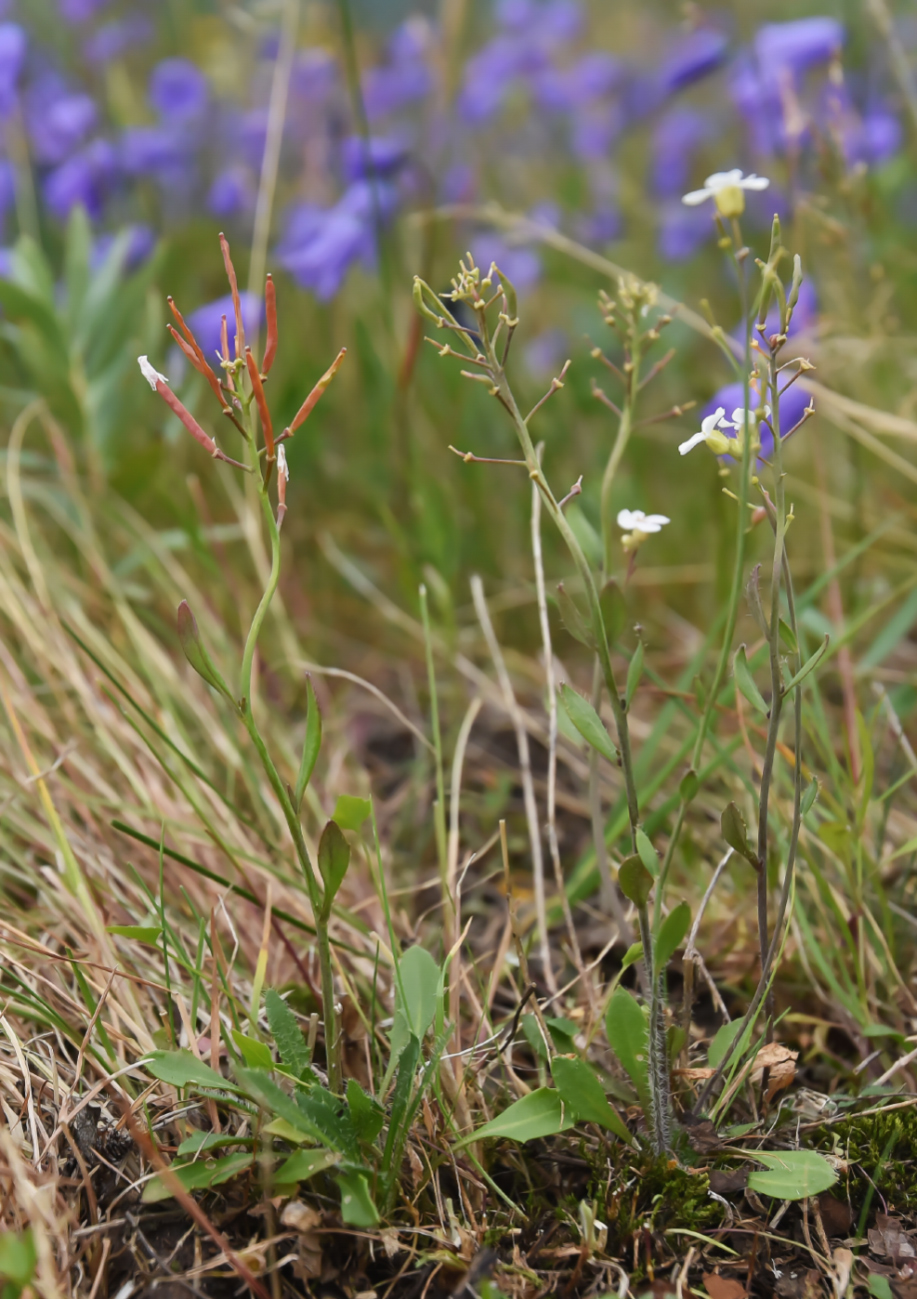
[703,1271,748,1299]
[817,1193,853,1237]
[709,1168,749,1195]
[774,1268,825,1298]
[750,1043,798,1100]
[869,1215,917,1266]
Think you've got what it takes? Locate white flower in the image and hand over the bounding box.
[138,355,168,390]
[682,169,770,219]
[678,407,734,457]
[277,444,289,481]
[617,508,670,553]
[617,509,670,534]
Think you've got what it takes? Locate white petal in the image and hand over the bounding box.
[740,174,770,191]
[644,514,670,528]
[681,187,712,206]
[703,169,742,191]
[138,355,168,390]
[701,407,726,435]
[277,445,289,481]
[678,432,706,455]
[617,509,640,529]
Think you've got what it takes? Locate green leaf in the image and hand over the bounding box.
[551,1056,635,1146]
[230,1030,273,1071]
[679,768,699,803]
[635,829,658,878]
[145,1050,241,1092]
[176,600,232,699]
[332,794,372,833]
[781,635,829,697]
[778,619,798,653]
[733,645,769,715]
[621,942,643,971]
[0,1231,36,1287]
[393,945,441,1048]
[106,925,162,944]
[618,856,653,908]
[318,821,350,913]
[177,1131,251,1158]
[868,1275,894,1299]
[235,1068,330,1147]
[346,1079,385,1144]
[457,1088,573,1146]
[556,582,596,650]
[295,677,322,810]
[294,1086,361,1160]
[262,1117,316,1144]
[654,902,690,973]
[335,1171,380,1227]
[558,684,617,763]
[265,988,312,1079]
[520,1015,575,1059]
[707,1020,744,1069]
[721,802,758,867]
[801,777,819,819]
[604,987,649,1109]
[142,1152,253,1204]
[625,641,644,708]
[746,1149,837,1201]
[274,1148,340,1186]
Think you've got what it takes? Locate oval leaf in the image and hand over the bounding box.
[335,1170,380,1227]
[274,1148,340,1186]
[457,1088,573,1146]
[551,1055,635,1146]
[747,1149,837,1201]
[604,987,649,1108]
[625,640,644,708]
[733,644,768,716]
[654,901,691,973]
[177,600,231,699]
[556,582,596,650]
[558,684,617,763]
[145,1050,241,1092]
[142,1151,252,1204]
[721,802,757,867]
[318,820,351,911]
[781,635,829,698]
[398,945,441,1041]
[618,855,653,908]
[332,794,371,833]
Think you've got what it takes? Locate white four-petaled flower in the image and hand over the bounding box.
[682,169,770,219]
[138,355,168,390]
[617,508,670,553]
[678,407,734,457]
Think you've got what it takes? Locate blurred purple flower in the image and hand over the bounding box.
[58,0,108,22]
[29,93,97,165]
[290,48,337,105]
[701,378,810,461]
[0,246,12,278]
[652,107,711,198]
[341,134,410,183]
[119,125,195,190]
[44,138,116,219]
[755,18,844,77]
[207,167,253,218]
[576,204,621,244]
[762,278,817,338]
[275,182,396,301]
[149,58,208,124]
[441,162,475,204]
[534,52,621,112]
[458,36,547,124]
[497,0,582,41]
[91,222,155,271]
[860,108,902,164]
[0,23,26,115]
[658,27,728,95]
[187,291,263,365]
[657,201,709,261]
[470,234,541,294]
[83,17,153,65]
[363,21,432,120]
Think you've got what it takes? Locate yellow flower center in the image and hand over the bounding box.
[713,185,745,219]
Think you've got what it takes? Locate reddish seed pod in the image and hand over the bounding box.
[245,346,274,458]
[220,315,235,391]
[167,324,227,408]
[263,274,278,375]
[219,232,245,359]
[288,347,347,436]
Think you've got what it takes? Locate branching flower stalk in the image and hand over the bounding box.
[140,234,347,1092]
[415,262,642,845]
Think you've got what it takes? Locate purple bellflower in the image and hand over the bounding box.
[658,27,728,96]
[44,137,116,219]
[275,181,397,301]
[29,92,97,165]
[341,134,410,183]
[0,23,26,116]
[652,107,711,198]
[149,58,208,124]
[206,167,253,219]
